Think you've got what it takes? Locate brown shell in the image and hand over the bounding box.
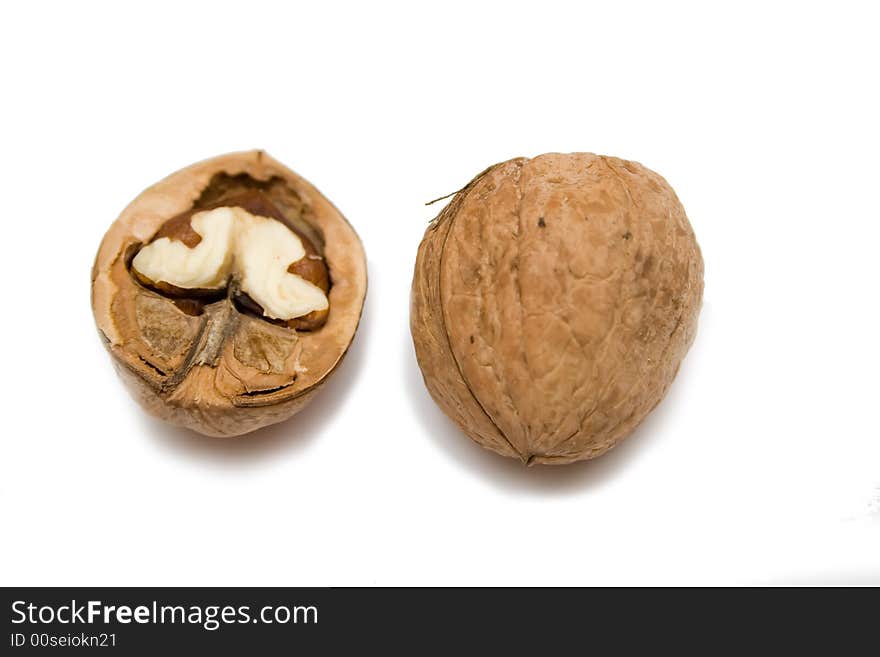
[411,153,703,465]
[92,150,367,436]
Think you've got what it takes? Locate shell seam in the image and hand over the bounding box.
[437,164,524,461]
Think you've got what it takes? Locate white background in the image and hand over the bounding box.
[1,1,878,586]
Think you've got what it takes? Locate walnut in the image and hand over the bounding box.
[92,151,367,436]
[411,153,703,465]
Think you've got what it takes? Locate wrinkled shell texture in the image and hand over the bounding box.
[92,151,367,436]
[411,153,703,465]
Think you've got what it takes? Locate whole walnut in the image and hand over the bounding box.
[411,153,703,465]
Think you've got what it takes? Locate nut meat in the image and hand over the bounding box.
[92,151,367,436]
[411,153,703,465]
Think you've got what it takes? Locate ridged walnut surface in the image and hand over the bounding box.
[91,151,367,436]
[411,153,703,465]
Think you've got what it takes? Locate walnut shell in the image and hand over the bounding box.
[92,150,367,436]
[411,153,703,465]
